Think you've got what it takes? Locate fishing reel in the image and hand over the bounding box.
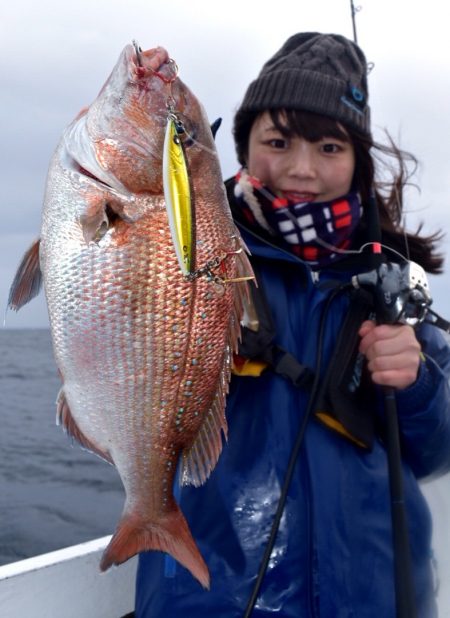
[352,260,433,327]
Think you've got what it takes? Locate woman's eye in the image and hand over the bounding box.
[267,138,287,149]
[321,143,341,154]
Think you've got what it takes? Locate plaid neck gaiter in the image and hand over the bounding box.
[234,168,362,269]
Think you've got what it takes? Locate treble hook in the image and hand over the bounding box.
[132,39,143,67]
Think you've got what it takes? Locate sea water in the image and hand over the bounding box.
[0,329,124,565]
[1,329,450,614]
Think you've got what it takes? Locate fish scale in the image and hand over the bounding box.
[8,42,254,590]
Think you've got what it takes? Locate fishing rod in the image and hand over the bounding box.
[347,6,418,611]
[241,209,450,617]
[242,281,348,618]
[350,0,360,43]
[352,193,420,618]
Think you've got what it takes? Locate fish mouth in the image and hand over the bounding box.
[132,41,178,83]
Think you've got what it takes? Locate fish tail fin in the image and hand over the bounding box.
[100,505,210,589]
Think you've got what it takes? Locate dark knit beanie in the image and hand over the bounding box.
[238,32,370,135]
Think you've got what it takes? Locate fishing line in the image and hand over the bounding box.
[282,205,411,263]
[243,282,349,617]
[181,127,219,157]
[312,237,410,263]
[392,183,411,263]
[279,191,412,265]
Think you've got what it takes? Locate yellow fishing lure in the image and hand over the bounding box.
[163,116,194,276]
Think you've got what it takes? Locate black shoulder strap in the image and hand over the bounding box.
[238,260,376,448]
[238,263,314,389]
[315,287,376,449]
[261,345,315,389]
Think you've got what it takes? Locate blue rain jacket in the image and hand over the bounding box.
[135,195,450,617]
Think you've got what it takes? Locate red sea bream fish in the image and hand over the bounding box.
[9,42,254,589]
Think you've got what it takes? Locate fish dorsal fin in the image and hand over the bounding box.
[8,239,42,311]
[180,368,229,488]
[56,387,114,465]
[180,239,254,487]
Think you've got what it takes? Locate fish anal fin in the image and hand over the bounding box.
[8,240,42,311]
[100,505,210,589]
[56,388,114,465]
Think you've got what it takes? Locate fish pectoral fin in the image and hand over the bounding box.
[100,505,210,589]
[80,209,108,244]
[56,388,114,465]
[8,239,43,311]
[80,200,124,245]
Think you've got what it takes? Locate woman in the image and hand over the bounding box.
[135,32,450,617]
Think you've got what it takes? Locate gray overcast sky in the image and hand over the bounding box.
[1,0,450,328]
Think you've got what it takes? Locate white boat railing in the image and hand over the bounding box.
[0,485,449,618]
[0,536,136,618]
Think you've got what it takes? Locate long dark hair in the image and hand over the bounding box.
[233,108,443,273]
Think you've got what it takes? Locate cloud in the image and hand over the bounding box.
[2,0,450,329]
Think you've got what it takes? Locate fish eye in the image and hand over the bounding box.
[175,115,196,148]
[182,133,196,148]
[173,128,195,149]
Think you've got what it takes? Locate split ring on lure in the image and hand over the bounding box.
[163,110,194,276]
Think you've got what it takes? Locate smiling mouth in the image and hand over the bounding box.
[281,191,318,202]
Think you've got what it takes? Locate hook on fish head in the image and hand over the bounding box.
[132,39,143,67]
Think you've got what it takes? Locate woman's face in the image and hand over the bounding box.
[246,111,356,202]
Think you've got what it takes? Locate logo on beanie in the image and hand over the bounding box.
[341,83,366,116]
